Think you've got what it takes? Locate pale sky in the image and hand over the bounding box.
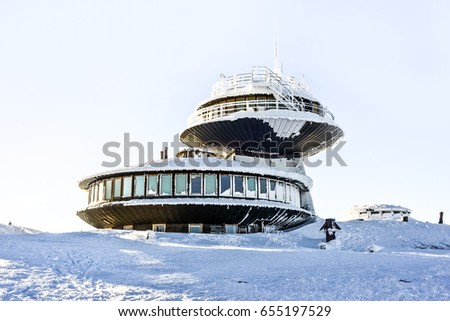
[1,0,449,232]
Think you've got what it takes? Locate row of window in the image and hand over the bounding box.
[151,224,237,234]
[200,95,324,117]
[88,172,303,207]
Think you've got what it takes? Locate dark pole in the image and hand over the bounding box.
[438,211,444,224]
[319,218,341,242]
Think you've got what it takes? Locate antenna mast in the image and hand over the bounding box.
[273,17,282,76]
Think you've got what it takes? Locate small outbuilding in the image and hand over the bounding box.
[344,204,411,222]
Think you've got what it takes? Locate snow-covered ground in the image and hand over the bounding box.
[0,219,449,301]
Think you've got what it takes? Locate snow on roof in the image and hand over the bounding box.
[348,204,412,213]
[78,157,313,190]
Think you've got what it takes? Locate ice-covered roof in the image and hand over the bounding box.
[348,204,412,213]
[343,204,412,221]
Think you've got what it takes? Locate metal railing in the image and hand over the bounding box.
[211,66,310,99]
[187,98,335,127]
[186,66,335,127]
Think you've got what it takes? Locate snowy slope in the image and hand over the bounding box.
[0,220,449,301]
[0,223,40,235]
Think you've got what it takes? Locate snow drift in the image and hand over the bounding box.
[0,223,40,235]
[0,220,449,301]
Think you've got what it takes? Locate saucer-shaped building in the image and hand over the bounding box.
[77,66,343,233]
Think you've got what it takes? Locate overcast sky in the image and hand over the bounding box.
[1,0,449,232]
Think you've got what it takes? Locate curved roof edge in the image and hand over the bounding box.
[187,109,340,129]
[83,197,314,213]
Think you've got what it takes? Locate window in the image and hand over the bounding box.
[153,224,166,232]
[269,180,276,200]
[92,185,96,203]
[105,180,112,200]
[189,224,203,233]
[175,173,188,195]
[94,184,99,203]
[190,173,202,195]
[147,175,158,196]
[220,174,231,196]
[98,181,104,201]
[292,186,300,206]
[122,176,132,198]
[287,184,292,204]
[259,178,268,199]
[88,185,93,204]
[276,181,285,202]
[225,225,237,234]
[246,176,256,198]
[113,178,121,198]
[134,175,145,197]
[234,175,244,197]
[286,184,292,204]
[204,174,217,196]
[160,174,172,196]
[235,97,245,111]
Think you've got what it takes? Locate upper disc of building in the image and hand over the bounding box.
[180,66,343,158]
